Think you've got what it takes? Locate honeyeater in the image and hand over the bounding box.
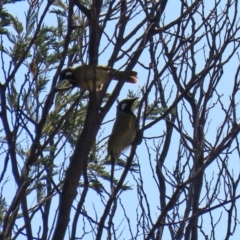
[59,65,138,91]
[108,98,138,191]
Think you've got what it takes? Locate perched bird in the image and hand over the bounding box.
[108,98,138,191]
[59,65,138,91]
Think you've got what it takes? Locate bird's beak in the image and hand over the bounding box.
[132,97,139,102]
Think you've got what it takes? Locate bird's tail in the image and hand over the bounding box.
[113,71,138,84]
[110,153,115,193]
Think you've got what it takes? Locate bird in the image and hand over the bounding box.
[59,65,138,91]
[108,98,138,192]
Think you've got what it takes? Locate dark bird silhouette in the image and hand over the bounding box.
[59,65,138,91]
[108,98,138,192]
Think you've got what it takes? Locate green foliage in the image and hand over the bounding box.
[25,8,37,36]
[145,104,167,120]
[11,16,23,34]
[0,9,13,33]
[0,196,7,223]
[6,80,18,110]
[50,0,68,17]
[10,38,28,64]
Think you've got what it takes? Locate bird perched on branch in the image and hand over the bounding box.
[108,98,138,192]
[59,65,138,91]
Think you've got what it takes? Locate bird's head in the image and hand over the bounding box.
[118,97,138,114]
[59,67,78,87]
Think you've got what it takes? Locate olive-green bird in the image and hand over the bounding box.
[59,65,138,91]
[108,98,138,192]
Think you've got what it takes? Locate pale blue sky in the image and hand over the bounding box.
[1,1,240,239]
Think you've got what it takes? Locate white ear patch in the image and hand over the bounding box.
[120,102,128,111]
[65,71,72,77]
